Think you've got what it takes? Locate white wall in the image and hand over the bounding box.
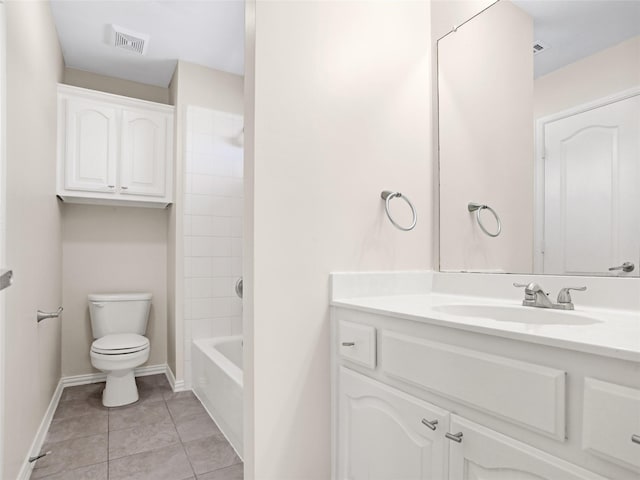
[534,35,640,119]
[245,1,432,477]
[438,0,534,273]
[61,205,168,376]
[183,106,243,387]
[431,0,496,40]
[167,61,243,382]
[3,1,63,477]
[63,67,170,104]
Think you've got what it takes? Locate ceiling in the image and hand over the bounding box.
[513,0,640,78]
[50,0,245,87]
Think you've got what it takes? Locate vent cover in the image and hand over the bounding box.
[533,41,550,56]
[110,25,149,55]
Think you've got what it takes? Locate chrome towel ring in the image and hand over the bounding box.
[468,202,501,237]
[381,191,417,231]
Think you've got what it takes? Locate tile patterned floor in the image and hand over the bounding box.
[30,374,243,480]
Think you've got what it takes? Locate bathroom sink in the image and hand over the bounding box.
[433,304,601,325]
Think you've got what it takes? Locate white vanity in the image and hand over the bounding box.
[330,272,640,480]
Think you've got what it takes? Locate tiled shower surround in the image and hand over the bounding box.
[183,106,244,387]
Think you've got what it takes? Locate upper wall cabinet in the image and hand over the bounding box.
[57,84,174,208]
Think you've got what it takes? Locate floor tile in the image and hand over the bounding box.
[136,373,170,390]
[175,411,225,443]
[167,394,207,423]
[163,390,197,402]
[46,411,108,444]
[108,443,194,480]
[109,419,180,460]
[53,396,106,421]
[137,384,172,404]
[59,383,104,403]
[184,435,241,475]
[30,434,107,479]
[32,462,107,480]
[109,399,172,431]
[197,463,243,480]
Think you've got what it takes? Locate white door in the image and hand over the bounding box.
[120,108,167,197]
[62,97,118,193]
[542,94,639,276]
[338,367,449,480]
[448,415,606,480]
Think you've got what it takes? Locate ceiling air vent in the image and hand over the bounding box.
[533,41,550,56]
[111,25,149,55]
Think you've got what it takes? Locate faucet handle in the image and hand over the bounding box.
[513,282,538,301]
[557,286,587,304]
[513,282,545,293]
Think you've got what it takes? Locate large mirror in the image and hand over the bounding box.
[438,0,639,277]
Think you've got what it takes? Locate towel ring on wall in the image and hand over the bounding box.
[468,202,501,237]
[381,191,417,231]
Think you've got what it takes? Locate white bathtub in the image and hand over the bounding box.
[192,336,243,457]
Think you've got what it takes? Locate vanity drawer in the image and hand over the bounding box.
[380,330,566,439]
[338,320,376,369]
[582,378,640,471]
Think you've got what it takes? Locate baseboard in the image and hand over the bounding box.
[165,364,186,392]
[60,364,168,387]
[17,379,64,480]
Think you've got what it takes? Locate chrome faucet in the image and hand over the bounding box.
[513,283,586,310]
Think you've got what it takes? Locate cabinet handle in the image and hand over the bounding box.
[121,186,129,190]
[107,185,115,189]
[341,342,355,347]
[445,432,463,443]
[632,434,640,445]
[421,418,438,431]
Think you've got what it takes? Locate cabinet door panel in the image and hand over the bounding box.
[120,109,168,197]
[338,367,448,480]
[448,415,605,480]
[63,98,118,192]
[582,378,640,471]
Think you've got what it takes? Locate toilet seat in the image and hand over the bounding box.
[91,333,149,355]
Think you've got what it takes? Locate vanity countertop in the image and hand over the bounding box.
[331,293,640,362]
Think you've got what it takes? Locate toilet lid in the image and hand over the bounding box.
[91,334,149,355]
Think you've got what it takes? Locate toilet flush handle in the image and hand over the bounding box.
[92,302,105,308]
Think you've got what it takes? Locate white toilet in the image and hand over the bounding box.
[89,292,152,407]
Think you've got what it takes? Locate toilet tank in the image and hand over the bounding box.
[88,293,152,339]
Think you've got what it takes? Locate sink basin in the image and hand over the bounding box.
[433,304,601,325]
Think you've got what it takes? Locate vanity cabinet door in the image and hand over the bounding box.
[120,108,170,198]
[61,97,118,194]
[447,415,606,480]
[337,367,449,480]
[582,378,640,471]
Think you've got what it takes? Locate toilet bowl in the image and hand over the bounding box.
[90,333,150,407]
[88,293,152,407]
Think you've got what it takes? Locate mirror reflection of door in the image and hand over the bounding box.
[437,0,640,277]
[539,93,640,277]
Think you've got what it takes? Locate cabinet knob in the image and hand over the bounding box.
[341,342,355,347]
[445,431,463,443]
[421,418,438,431]
[632,434,640,445]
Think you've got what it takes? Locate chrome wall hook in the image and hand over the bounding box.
[37,306,63,323]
